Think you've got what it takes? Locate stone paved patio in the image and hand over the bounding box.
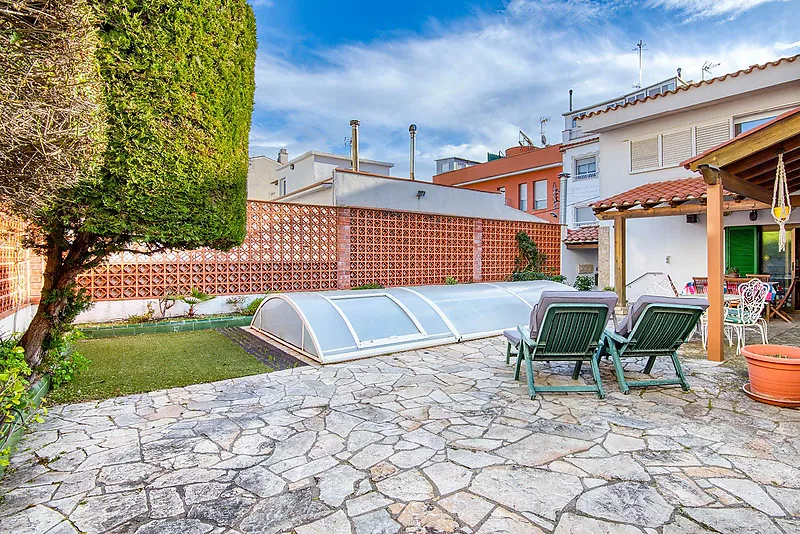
[4,334,800,534]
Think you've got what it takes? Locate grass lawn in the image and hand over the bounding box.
[49,330,272,404]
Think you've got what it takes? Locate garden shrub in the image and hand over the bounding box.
[0,340,45,467]
[40,331,90,388]
[510,231,563,283]
[244,297,265,316]
[352,283,384,290]
[574,275,594,291]
[510,271,567,283]
[445,276,458,285]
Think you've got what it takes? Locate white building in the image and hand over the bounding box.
[560,75,687,285]
[568,54,800,301]
[247,149,393,201]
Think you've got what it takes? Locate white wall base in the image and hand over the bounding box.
[0,305,38,338]
[75,294,266,324]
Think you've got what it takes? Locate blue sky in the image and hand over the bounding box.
[249,0,799,180]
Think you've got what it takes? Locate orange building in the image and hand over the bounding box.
[432,144,563,223]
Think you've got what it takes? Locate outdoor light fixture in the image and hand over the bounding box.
[416,190,426,199]
[686,214,698,223]
[749,210,758,221]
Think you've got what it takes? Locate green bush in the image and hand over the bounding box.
[244,297,265,316]
[352,283,384,290]
[603,286,615,292]
[510,271,567,283]
[0,340,45,467]
[574,275,594,291]
[40,331,90,388]
[445,276,458,285]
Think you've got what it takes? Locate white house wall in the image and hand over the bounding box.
[332,171,546,222]
[593,82,800,294]
[247,156,280,201]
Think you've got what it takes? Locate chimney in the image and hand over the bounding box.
[569,89,573,112]
[277,148,289,164]
[409,124,417,181]
[350,120,360,172]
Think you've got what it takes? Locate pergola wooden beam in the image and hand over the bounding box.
[701,165,773,204]
[593,199,770,220]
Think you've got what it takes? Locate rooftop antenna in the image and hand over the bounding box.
[633,39,647,89]
[701,61,720,81]
[539,117,550,146]
[519,130,534,147]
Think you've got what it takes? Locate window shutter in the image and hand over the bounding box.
[725,226,758,276]
[630,137,659,171]
[696,121,730,154]
[662,129,692,166]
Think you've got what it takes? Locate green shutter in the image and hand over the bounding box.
[725,226,758,275]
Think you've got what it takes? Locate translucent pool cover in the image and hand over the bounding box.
[250,281,575,364]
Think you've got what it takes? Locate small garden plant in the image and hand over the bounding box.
[510,231,565,283]
[445,276,458,285]
[352,283,384,290]
[574,275,594,291]
[175,288,214,317]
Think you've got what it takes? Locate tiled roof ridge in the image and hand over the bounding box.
[591,176,718,209]
[564,225,599,243]
[578,54,800,120]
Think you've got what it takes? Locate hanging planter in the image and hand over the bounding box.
[742,344,800,407]
[771,151,792,252]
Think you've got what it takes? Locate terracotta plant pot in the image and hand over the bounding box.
[742,344,800,403]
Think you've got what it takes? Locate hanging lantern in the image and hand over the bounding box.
[772,151,791,252]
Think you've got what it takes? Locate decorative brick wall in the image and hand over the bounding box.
[0,202,561,307]
[0,217,40,318]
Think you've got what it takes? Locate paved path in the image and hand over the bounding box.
[3,337,800,533]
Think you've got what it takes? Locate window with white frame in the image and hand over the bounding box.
[734,114,777,136]
[534,180,547,209]
[518,183,528,211]
[574,156,596,180]
[574,206,596,225]
[695,121,730,154]
[662,129,692,166]
[278,177,287,196]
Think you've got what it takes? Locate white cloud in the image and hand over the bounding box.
[250,1,793,180]
[774,40,800,51]
[647,0,785,21]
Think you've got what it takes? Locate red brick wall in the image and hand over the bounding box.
[0,202,561,307]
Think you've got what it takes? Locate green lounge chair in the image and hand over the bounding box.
[601,295,708,394]
[504,291,618,399]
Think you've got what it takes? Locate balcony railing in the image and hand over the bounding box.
[574,171,597,181]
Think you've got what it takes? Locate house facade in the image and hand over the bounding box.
[560,75,687,285]
[572,55,800,301]
[432,144,563,223]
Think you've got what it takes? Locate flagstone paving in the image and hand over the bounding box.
[3,335,800,533]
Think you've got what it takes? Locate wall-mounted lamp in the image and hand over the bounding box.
[289,163,295,170]
[416,190,426,199]
[749,210,758,221]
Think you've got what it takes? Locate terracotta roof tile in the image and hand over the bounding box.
[564,225,598,244]
[591,176,730,210]
[579,54,799,120]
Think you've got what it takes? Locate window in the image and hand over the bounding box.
[455,161,466,170]
[534,180,547,210]
[574,157,596,180]
[662,129,692,166]
[735,116,775,136]
[518,183,528,211]
[575,206,596,225]
[630,137,659,171]
[695,121,730,154]
[278,178,287,196]
[438,160,451,174]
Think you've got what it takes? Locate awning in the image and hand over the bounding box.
[564,226,598,247]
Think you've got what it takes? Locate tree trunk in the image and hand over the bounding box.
[18,241,76,369]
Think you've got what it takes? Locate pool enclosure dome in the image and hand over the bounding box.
[250,281,575,364]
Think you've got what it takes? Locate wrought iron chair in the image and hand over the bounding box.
[724,278,769,354]
[601,296,708,394]
[506,291,617,399]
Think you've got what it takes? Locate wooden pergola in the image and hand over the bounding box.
[593,107,800,361]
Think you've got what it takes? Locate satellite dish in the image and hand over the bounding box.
[519,130,534,147]
[541,134,547,146]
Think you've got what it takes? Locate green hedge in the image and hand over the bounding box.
[76,0,257,250]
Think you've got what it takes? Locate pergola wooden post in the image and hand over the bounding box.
[701,166,725,362]
[614,218,626,306]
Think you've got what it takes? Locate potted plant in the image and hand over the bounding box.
[742,344,800,406]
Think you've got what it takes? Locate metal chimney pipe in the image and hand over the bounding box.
[350,120,360,172]
[409,124,417,181]
[569,89,573,112]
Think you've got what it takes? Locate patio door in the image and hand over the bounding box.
[760,226,795,309]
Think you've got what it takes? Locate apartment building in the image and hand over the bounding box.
[432,144,563,223]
